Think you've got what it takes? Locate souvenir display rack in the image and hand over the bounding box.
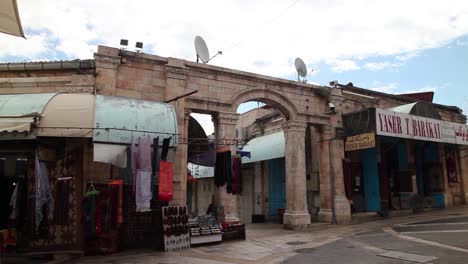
[162,206,190,252]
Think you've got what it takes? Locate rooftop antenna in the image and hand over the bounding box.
[194,36,222,64]
[295,57,308,82]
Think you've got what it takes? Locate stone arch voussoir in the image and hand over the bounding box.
[231,88,298,121]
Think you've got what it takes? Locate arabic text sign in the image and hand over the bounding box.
[345,132,376,151]
[375,108,468,145]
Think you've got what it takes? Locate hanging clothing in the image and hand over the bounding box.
[158,160,174,202]
[236,149,251,159]
[138,136,152,171]
[188,143,216,167]
[231,156,241,195]
[9,183,19,220]
[152,137,159,198]
[161,137,171,161]
[131,137,138,196]
[119,146,132,184]
[152,137,159,176]
[108,180,123,224]
[136,170,152,212]
[214,151,231,187]
[35,154,54,230]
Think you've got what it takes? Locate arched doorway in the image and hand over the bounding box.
[220,89,311,227]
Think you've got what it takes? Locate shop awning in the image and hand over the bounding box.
[93,95,178,146]
[0,0,25,38]
[241,131,284,163]
[0,93,58,136]
[37,93,95,137]
[0,94,179,145]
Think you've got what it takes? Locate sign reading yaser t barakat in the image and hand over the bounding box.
[375,108,468,145]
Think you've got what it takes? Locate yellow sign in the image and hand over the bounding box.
[345,132,375,151]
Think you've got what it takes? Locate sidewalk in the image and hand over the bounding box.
[70,206,468,264]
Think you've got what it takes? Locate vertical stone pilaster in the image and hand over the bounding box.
[281,120,311,227]
[165,59,188,206]
[213,112,240,217]
[94,46,121,95]
[440,144,453,208]
[457,146,468,203]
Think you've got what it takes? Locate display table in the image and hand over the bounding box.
[189,215,222,246]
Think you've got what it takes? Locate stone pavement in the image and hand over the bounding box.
[70,206,468,264]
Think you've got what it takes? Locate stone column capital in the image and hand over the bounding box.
[214,112,239,126]
[281,120,307,133]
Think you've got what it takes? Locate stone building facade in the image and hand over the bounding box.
[1,45,467,229]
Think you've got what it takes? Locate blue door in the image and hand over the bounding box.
[268,158,286,221]
[362,148,380,212]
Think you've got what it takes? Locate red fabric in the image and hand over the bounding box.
[108,180,123,224]
[158,161,174,202]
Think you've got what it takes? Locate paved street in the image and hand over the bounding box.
[69,207,468,264]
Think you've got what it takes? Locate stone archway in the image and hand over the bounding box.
[229,88,311,227]
[231,88,298,121]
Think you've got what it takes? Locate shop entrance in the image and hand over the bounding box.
[414,142,444,207]
[268,158,286,222]
[0,151,31,253]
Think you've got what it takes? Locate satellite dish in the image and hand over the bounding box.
[295,57,308,78]
[195,36,210,63]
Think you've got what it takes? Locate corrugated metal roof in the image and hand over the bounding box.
[0,93,57,116]
[93,95,178,146]
[242,131,284,163]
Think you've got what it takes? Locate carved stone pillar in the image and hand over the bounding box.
[317,125,351,224]
[282,120,311,227]
[213,112,240,217]
[317,125,333,222]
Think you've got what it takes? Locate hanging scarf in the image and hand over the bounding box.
[35,153,54,230]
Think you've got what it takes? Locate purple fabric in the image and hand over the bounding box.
[188,143,216,167]
[138,136,152,171]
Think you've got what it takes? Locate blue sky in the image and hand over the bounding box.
[2,0,468,133]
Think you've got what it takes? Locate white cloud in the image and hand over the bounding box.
[395,52,420,61]
[0,33,49,60]
[1,0,468,77]
[369,81,398,93]
[326,59,360,73]
[363,61,402,71]
[190,113,214,135]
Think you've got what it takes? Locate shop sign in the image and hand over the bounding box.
[345,132,375,151]
[375,108,468,145]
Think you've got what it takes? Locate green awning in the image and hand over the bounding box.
[93,95,178,146]
[242,131,284,163]
[0,93,57,117]
[0,93,57,136]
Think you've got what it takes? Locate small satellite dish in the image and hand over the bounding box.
[195,36,210,63]
[295,57,308,78]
